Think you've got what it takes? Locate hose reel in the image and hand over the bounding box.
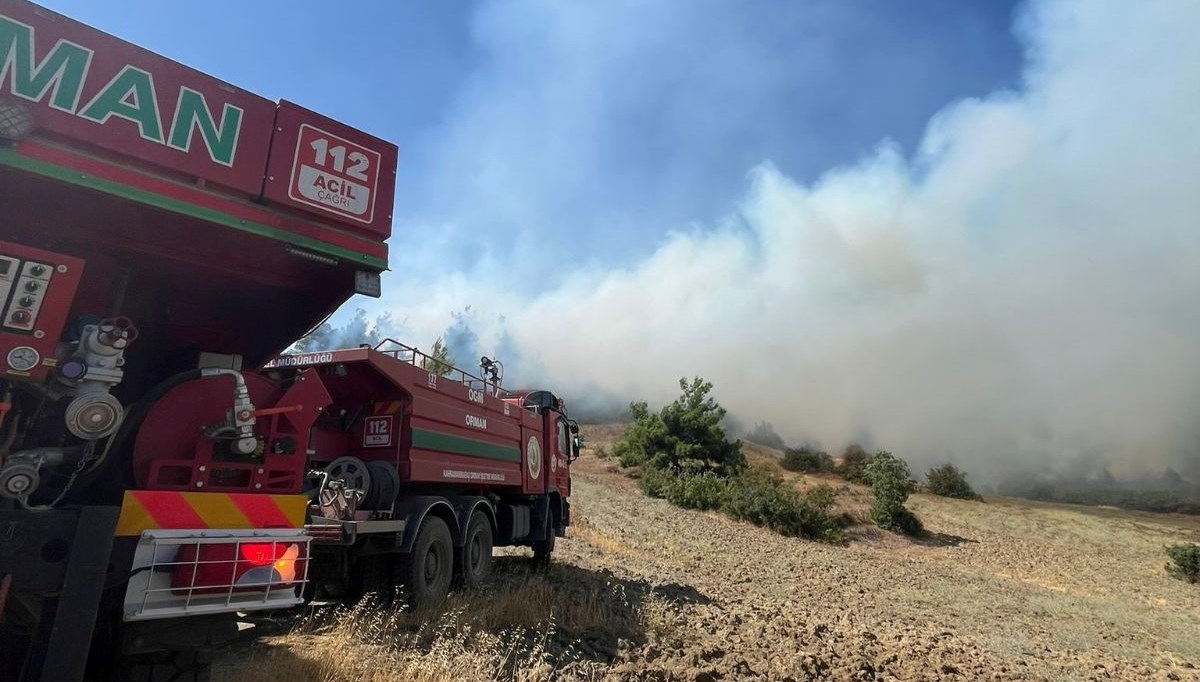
[312,456,400,517]
[323,456,372,493]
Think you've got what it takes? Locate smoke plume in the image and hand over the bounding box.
[366,0,1200,482]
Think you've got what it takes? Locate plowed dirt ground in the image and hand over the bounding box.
[220,425,1200,681]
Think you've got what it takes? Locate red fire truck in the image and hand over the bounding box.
[0,2,576,679]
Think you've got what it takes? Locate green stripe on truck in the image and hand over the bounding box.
[0,147,389,270]
[411,428,522,463]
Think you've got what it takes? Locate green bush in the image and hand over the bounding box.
[721,468,844,543]
[638,465,674,498]
[865,451,923,536]
[664,471,727,511]
[926,463,981,500]
[782,446,834,473]
[641,465,843,542]
[1166,543,1200,584]
[837,444,872,484]
[614,377,745,475]
[806,483,838,511]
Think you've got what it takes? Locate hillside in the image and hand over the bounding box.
[220,425,1200,681]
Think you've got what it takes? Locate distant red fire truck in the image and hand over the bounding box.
[0,2,576,679]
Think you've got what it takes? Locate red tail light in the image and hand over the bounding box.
[240,543,286,566]
[172,541,306,594]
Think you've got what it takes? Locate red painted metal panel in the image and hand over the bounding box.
[1,0,276,195]
[407,450,520,488]
[264,101,398,238]
[12,140,389,266]
[132,370,331,494]
[259,349,570,498]
[410,392,523,442]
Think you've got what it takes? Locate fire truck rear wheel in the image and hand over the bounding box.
[397,515,453,608]
[457,510,494,588]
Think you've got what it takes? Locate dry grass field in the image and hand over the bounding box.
[217,425,1200,681]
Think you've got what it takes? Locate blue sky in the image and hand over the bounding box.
[42,0,1022,275]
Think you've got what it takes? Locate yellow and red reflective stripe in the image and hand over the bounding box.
[228,494,296,528]
[374,400,403,415]
[115,491,307,536]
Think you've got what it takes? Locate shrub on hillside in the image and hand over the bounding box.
[1166,544,1200,584]
[782,446,834,473]
[614,377,745,476]
[865,451,922,536]
[638,465,674,499]
[926,464,982,500]
[664,471,727,511]
[805,483,838,511]
[721,468,844,542]
[837,444,873,484]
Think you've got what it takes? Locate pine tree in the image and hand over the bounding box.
[614,377,745,476]
[421,336,455,376]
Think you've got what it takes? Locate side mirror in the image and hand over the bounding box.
[571,434,582,460]
[568,420,580,435]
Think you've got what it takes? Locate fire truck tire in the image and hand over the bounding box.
[397,515,453,608]
[113,650,212,682]
[457,510,494,588]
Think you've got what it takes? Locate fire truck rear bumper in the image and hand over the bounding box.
[122,528,311,621]
[114,491,312,621]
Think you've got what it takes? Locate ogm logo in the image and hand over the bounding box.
[526,436,541,479]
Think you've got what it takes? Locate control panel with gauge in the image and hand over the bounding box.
[0,241,85,381]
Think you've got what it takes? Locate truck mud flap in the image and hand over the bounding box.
[557,498,571,537]
[527,494,551,542]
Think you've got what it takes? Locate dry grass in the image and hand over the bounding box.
[570,521,633,557]
[233,614,554,682]
[220,559,670,682]
[739,439,787,472]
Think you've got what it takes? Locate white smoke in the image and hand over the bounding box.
[370,0,1200,480]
